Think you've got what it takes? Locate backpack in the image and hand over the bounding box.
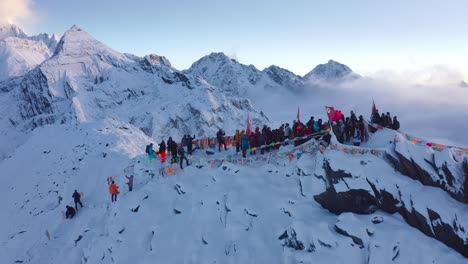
[145,145,149,154]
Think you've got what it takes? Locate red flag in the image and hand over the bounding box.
[333,110,343,122]
[325,106,342,122]
[297,106,301,123]
[372,99,378,113]
[246,113,252,137]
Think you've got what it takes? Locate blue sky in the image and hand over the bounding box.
[8,0,468,78]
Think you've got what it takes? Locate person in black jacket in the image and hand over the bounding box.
[177,144,189,169]
[392,116,400,130]
[72,190,83,210]
[65,205,76,219]
[167,137,178,164]
[216,129,227,151]
[159,140,166,153]
[187,134,196,155]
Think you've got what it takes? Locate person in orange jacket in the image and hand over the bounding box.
[109,181,119,202]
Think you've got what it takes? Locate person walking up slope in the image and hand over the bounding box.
[72,190,83,210]
[109,181,119,202]
[125,175,134,192]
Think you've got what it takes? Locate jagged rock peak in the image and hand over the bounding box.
[0,23,27,40]
[264,65,300,78]
[144,54,172,68]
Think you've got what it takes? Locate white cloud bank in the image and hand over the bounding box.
[0,0,32,25]
[252,70,468,148]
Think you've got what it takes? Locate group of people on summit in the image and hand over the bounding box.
[64,106,401,220]
[233,119,329,158]
[332,110,401,146]
[145,134,196,169]
[371,110,400,130]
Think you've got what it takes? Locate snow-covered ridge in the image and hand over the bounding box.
[0,25,269,160]
[302,59,360,83]
[0,122,467,263]
[0,23,59,81]
[186,53,359,96]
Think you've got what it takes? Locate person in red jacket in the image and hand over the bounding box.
[109,181,119,202]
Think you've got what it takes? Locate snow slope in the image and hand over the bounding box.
[0,23,467,264]
[0,122,467,263]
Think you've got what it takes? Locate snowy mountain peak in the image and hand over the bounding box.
[69,24,84,32]
[263,65,304,91]
[186,52,262,94]
[0,24,27,40]
[205,52,236,63]
[303,59,359,83]
[53,25,128,62]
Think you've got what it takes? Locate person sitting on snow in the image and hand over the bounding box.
[65,205,76,219]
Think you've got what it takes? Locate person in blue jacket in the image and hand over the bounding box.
[241,131,249,158]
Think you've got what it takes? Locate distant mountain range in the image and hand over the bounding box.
[0,24,360,155]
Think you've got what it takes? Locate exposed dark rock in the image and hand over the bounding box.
[371,216,384,224]
[392,245,400,261]
[386,152,436,186]
[244,209,257,217]
[318,239,332,248]
[74,234,83,246]
[427,209,468,257]
[323,160,352,184]
[366,179,398,214]
[279,228,304,250]
[174,209,182,214]
[316,161,468,257]
[314,187,377,215]
[306,242,316,252]
[131,205,140,212]
[334,224,364,248]
[386,152,466,204]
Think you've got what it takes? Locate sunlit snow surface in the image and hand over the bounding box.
[0,122,466,263]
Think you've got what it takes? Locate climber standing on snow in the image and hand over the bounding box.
[125,175,134,192]
[145,143,154,162]
[234,129,242,153]
[159,140,166,163]
[353,124,362,147]
[72,190,83,211]
[241,133,249,158]
[217,129,227,151]
[109,181,119,202]
[177,144,189,169]
[187,134,196,155]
